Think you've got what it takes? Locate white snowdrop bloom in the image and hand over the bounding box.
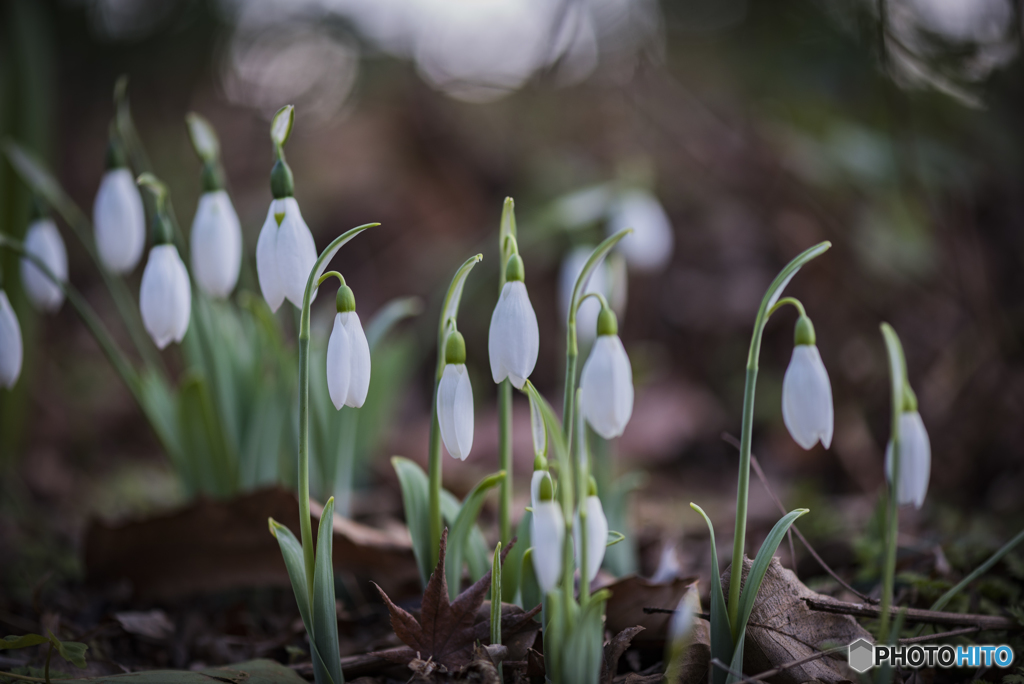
[93,168,146,274]
[573,493,608,583]
[782,343,834,450]
[579,309,634,439]
[256,197,317,312]
[607,189,674,272]
[488,256,539,389]
[20,218,68,312]
[885,410,931,509]
[190,190,242,299]
[437,331,474,460]
[0,291,23,389]
[531,474,564,595]
[668,588,700,645]
[326,295,371,409]
[140,244,191,349]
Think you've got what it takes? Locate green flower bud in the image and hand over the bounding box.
[105,136,129,170]
[538,473,555,502]
[151,212,174,246]
[270,159,294,199]
[587,475,598,497]
[201,161,226,193]
[794,315,816,346]
[596,306,618,336]
[902,384,918,413]
[533,453,548,472]
[336,284,356,313]
[505,253,525,282]
[445,330,467,365]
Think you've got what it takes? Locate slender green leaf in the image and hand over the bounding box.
[562,591,609,684]
[446,471,506,600]
[312,498,343,684]
[519,546,541,613]
[724,630,746,684]
[929,527,1024,613]
[690,503,733,684]
[439,490,490,583]
[760,241,831,315]
[503,511,531,606]
[304,225,380,314]
[566,230,632,328]
[435,254,483,377]
[0,634,47,650]
[269,519,312,637]
[490,543,502,646]
[392,457,432,586]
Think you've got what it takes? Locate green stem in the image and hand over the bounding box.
[562,328,578,452]
[428,382,443,569]
[879,322,906,643]
[498,379,513,545]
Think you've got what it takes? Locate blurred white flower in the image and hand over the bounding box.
[20,218,67,312]
[326,310,372,409]
[782,344,834,450]
[579,326,634,439]
[437,362,474,461]
[256,197,317,312]
[531,474,564,595]
[574,494,608,583]
[558,246,627,344]
[0,291,23,389]
[93,168,146,274]
[140,244,191,349]
[668,587,700,645]
[190,190,242,299]
[607,189,674,272]
[488,280,539,389]
[885,410,931,509]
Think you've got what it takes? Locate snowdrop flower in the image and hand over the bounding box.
[190,190,242,299]
[256,159,317,312]
[531,473,564,595]
[781,316,834,450]
[558,245,627,344]
[607,189,674,272]
[20,217,68,312]
[93,140,145,274]
[326,283,371,409]
[668,587,700,645]
[574,478,608,583]
[886,408,931,509]
[140,244,191,349]
[579,307,634,439]
[437,330,474,460]
[488,254,539,389]
[0,290,23,389]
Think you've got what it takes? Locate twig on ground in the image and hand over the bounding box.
[722,432,878,604]
[899,626,979,644]
[710,658,760,684]
[804,596,1020,630]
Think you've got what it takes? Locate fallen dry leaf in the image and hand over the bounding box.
[602,574,700,643]
[602,626,645,684]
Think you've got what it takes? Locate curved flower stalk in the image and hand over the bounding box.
[781,315,834,450]
[93,132,146,274]
[326,282,371,410]
[186,113,242,299]
[137,176,191,349]
[0,287,23,389]
[256,105,317,312]
[21,215,67,312]
[437,331,474,460]
[558,244,627,346]
[579,306,634,440]
[606,188,674,273]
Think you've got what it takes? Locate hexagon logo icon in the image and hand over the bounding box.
[848,638,874,673]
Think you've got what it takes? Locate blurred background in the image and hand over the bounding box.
[3,0,1024,607]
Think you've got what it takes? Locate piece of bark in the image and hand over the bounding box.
[723,557,870,684]
[84,487,419,600]
[804,596,1020,631]
[603,575,700,643]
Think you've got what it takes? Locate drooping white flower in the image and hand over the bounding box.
[488,258,539,388]
[190,190,242,299]
[139,244,191,349]
[256,197,317,312]
[93,168,146,274]
[0,291,23,389]
[326,306,371,409]
[579,309,634,439]
[782,344,834,450]
[558,245,627,344]
[668,588,700,645]
[531,474,564,595]
[885,410,931,509]
[574,494,608,583]
[607,189,674,272]
[20,218,68,312]
[437,330,474,460]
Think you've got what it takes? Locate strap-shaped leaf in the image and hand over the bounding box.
[446,471,506,600]
[0,634,48,650]
[271,105,295,148]
[733,508,809,642]
[490,543,502,647]
[690,503,733,684]
[269,519,313,637]
[435,254,483,378]
[519,546,541,612]
[303,224,380,315]
[724,630,746,684]
[185,112,220,162]
[566,230,632,329]
[760,242,830,317]
[312,498,343,684]
[522,381,570,516]
[392,457,432,586]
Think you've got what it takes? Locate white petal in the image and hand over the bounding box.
[93,168,146,274]
[574,495,608,583]
[255,203,285,312]
[580,335,634,439]
[0,291,23,389]
[531,500,565,595]
[21,219,67,312]
[488,281,539,388]
[438,364,474,460]
[140,245,191,349]
[190,191,242,299]
[607,190,674,272]
[326,314,351,410]
[886,411,931,509]
[782,345,834,450]
[275,198,317,308]
[340,311,371,408]
[669,588,700,644]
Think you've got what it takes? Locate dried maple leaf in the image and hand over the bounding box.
[373,529,539,673]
